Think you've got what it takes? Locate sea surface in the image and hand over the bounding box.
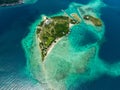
[0,0,120,90]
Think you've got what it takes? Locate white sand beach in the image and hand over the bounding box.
[47,38,62,56]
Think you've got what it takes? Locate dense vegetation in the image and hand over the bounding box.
[36,16,70,61]
[83,15,102,26]
[0,0,19,5]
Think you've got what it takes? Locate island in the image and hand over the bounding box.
[0,0,23,6]
[83,15,102,26]
[21,1,120,90]
[70,13,81,23]
[36,13,102,61]
[36,15,79,61]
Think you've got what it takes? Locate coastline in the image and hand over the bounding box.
[40,15,68,56]
[37,35,62,60]
[0,0,23,7]
[36,15,72,61]
[20,1,119,89]
[46,38,62,56]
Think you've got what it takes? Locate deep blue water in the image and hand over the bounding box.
[0,0,89,72]
[0,0,120,90]
[99,6,120,63]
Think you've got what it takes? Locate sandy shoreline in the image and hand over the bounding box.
[47,38,62,56]
[36,16,73,61]
[37,34,62,60]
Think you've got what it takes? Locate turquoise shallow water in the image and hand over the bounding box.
[68,23,99,51]
[0,0,120,90]
[22,0,117,89]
